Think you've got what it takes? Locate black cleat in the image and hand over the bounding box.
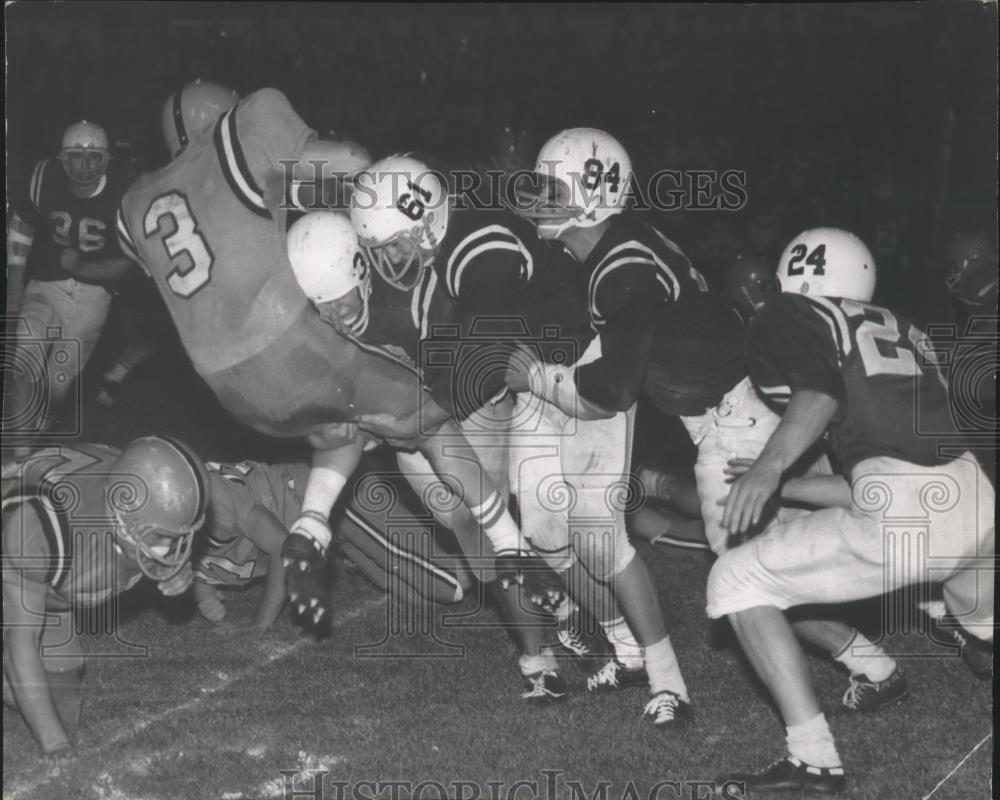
[642,690,692,730]
[841,667,910,712]
[931,614,993,680]
[586,659,649,692]
[720,756,846,794]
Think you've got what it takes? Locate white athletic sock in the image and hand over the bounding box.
[469,492,523,553]
[519,648,558,676]
[296,467,349,549]
[786,713,841,769]
[600,616,644,669]
[832,630,896,682]
[643,636,689,702]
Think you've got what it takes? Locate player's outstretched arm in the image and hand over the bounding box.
[723,458,853,510]
[3,577,73,756]
[721,389,839,535]
[241,504,290,630]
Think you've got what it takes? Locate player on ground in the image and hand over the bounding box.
[713,227,995,793]
[507,128,697,728]
[288,207,568,701]
[193,458,467,630]
[116,81,522,627]
[2,439,204,761]
[4,122,135,453]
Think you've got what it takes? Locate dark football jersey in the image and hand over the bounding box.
[16,158,131,282]
[1,444,143,609]
[747,294,956,473]
[197,461,310,586]
[576,213,746,414]
[357,207,561,418]
[117,88,315,374]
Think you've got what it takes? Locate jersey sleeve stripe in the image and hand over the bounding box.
[412,268,439,341]
[758,384,792,402]
[29,159,48,213]
[445,225,533,298]
[213,110,270,219]
[2,495,72,587]
[342,506,463,602]
[115,206,141,262]
[803,296,853,361]
[589,242,681,324]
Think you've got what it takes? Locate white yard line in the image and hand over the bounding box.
[3,597,385,800]
[922,733,992,800]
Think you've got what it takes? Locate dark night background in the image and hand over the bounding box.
[5,2,997,325]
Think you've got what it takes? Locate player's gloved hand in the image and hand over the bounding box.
[495,550,566,613]
[282,513,332,627]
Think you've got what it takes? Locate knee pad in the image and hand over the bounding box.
[572,526,633,583]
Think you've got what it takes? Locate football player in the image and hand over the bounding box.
[945,231,998,319]
[713,228,995,793]
[193,458,467,630]
[287,207,569,701]
[4,121,136,452]
[507,128,699,728]
[725,253,782,327]
[2,438,205,761]
[115,81,496,628]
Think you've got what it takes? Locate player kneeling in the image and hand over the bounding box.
[2,439,205,763]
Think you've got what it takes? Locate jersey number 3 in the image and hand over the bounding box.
[144,192,214,297]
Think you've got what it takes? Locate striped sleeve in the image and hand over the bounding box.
[746,295,847,410]
[588,241,679,328]
[115,203,143,268]
[1,492,73,590]
[443,224,534,304]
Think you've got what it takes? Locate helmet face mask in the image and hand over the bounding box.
[114,509,200,582]
[59,121,111,188]
[362,227,435,291]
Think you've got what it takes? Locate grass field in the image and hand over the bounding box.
[2,357,994,800]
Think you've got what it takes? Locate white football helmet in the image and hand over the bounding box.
[161,79,239,159]
[777,227,877,301]
[286,211,370,335]
[350,154,450,291]
[59,120,111,186]
[513,127,634,240]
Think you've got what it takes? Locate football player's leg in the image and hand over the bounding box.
[283,431,367,626]
[4,283,59,445]
[336,502,465,605]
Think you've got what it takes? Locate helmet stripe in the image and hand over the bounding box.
[172,88,188,152]
[156,437,209,522]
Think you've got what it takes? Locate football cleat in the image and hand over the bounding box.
[931,614,994,680]
[718,756,846,794]
[842,667,910,712]
[281,532,330,627]
[556,606,611,662]
[521,670,569,703]
[642,690,691,730]
[586,659,649,693]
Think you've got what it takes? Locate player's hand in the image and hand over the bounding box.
[282,516,331,628]
[196,587,227,622]
[495,551,565,612]
[357,410,423,444]
[41,743,73,777]
[721,457,782,536]
[157,562,193,596]
[722,457,757,481]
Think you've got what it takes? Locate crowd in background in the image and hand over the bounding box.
[6,3,996,328]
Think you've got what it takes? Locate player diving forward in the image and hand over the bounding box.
[116,81,534,625]
[713,228,995,793]
[2,439,205,761]
[193,457,467,630]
